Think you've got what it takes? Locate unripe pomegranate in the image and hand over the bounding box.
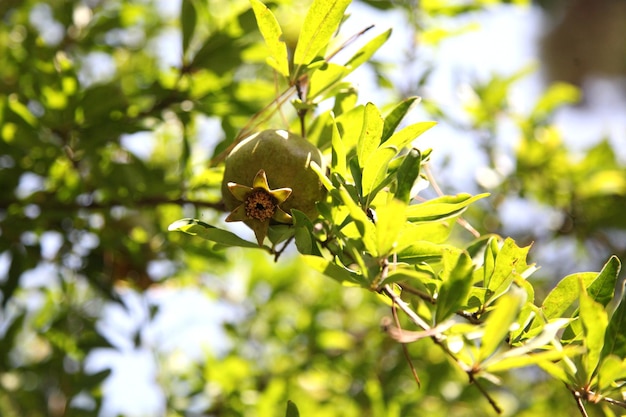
[221,129,326,245]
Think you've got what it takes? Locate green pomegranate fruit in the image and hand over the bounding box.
[221,129,326,245]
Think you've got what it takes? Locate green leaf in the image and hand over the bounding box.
[335,104,365,153]
[375,199,407,257]
[485,345,580,374]
[596,355,626,392]
[361,145,397,205]
[394,148,421,203]
[357,102,384,168]
[382,96,420,142]
[331,116,347,176]
[395,241,445,264]
[285,400,300,417]
[335,186,376,254]
[579,283,608,381]
[478,286,526,363]
[541,256,620,320]
[308,62,350,99]
[485,238,531,301]
[344,29,392,74]
[292,209,322,256]
[588,255,621,308]
[250,0,290,77]
[435,249,474,323]
[302,255,366,285]
[293,0,351,67]
[532,82,580,121]
[168,218,261,248]
[383,121,437,148]
[601,279,626,361]
[406,193,489,222]
[181,0,198,58]
[541,272,598,320]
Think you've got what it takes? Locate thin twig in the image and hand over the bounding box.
[391,302,421,387]
[571,389,589,417]
[468,372,503,415]
[380,284,502,414]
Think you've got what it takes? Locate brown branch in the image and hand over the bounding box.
[380,284,502,414]
[390,303,421,388]
[570,389,590,417]
[0,197,226,212]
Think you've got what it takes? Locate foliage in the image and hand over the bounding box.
[1,1,625,417]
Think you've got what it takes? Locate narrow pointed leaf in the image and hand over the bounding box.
[478,287,526,363]
[579,285,608,380]
[435,249,474,323]
[344,29,392,74]
[250,0,290,77]
[181,0,198,57]
[293,0,351,67]
[331,116,347,176]
[285,400,300,417]
[168,218,260,248]
[394,148,421,203]
[601,289,626,361]
[308,63,350,99]
[384,121,437,148]
[485,238,531,296]
[362,145,397,204]
[302,255,366,285]
[357,102,384,167]
[406,193,489,222]
[587,255,621,307]
[382,96,420,142]
[375,199,407,256]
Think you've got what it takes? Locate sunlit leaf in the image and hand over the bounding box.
[331,116,347,176]
[302,255,366,285]
[375,199,407,257]
[579,284,608,381]
[357,102,384,168]
[344,29,392,74]
[308,62,350,99]
[601,282,626,361]
[485,345,581,374]
[406,193,489,222]
[532,82,580,121]
[541,272,598,320]
[435,249,474,323]
[478,286,526,363]
[596,355,626,392]
[250,0,290,77]
[383,121,437,149]
[394,148,421,203]
[396,241,445,263]
[293,0,351,68]
[588,255,621,307]
[362,145,397,205]
[382,96,421,142]
[168,218,261,248]
[542,256,620,320]
[485,238,531,302]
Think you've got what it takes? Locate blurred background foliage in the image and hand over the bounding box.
[0,0,625,416]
